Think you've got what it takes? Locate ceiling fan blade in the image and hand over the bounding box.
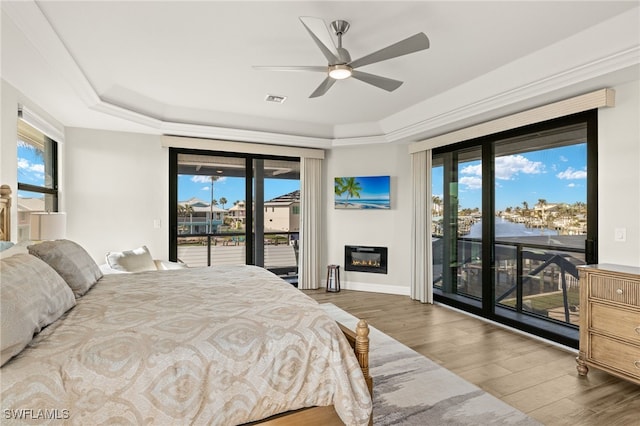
[349,32,430,69]
[351,70,403,92]
[299,16,340,64]
[253,66,327,72]
[309,77,336,98]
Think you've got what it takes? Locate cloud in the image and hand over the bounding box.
[18,158,44,173]
[191,176,210,183]
[201,186,210,191]
[460,176,482,190]
[559,155,569,162]
[460,155,544,180]
[461,164,482,176]
[17,158,45,179]
[567,183,576,188]
[191,175,227,184]
[557,167,587,179]
[494,155,544,180]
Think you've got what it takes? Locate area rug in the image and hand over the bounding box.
[321,303,541,425]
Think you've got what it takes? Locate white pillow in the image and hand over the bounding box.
[105,245,157,273]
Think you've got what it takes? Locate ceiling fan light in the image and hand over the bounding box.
[328,64,352,80]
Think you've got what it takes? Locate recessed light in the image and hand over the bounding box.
[265,94,287,104]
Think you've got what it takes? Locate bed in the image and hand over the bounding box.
[0,186,372,425]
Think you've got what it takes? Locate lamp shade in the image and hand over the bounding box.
[30,212,67,240]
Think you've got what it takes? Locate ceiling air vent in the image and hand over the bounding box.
[265,94,287,104]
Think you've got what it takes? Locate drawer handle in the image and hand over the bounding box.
[616,288,623,295]
[635,361,640,370]
[636,326,640,335]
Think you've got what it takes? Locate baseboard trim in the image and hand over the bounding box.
[324,280,410,296]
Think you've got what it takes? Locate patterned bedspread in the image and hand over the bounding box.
[1,265,372,425]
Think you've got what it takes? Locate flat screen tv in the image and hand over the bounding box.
[334,175,390,209]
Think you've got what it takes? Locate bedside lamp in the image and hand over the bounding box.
[30,212,67,241]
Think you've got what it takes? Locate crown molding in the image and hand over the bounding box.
[4,1,639,150]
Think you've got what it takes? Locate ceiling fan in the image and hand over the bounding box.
[253,16,430,98]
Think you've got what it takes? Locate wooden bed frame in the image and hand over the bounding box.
[0,184,10,242]
[0,184,373,425]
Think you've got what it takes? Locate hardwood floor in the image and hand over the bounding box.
[305,289,640,426]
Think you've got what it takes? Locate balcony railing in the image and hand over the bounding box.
[177,231,299,282]
[433,236,585,326]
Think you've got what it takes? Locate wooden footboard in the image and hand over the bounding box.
[254,320,373,426]
[337,319,373,397]
[0,184,11,242]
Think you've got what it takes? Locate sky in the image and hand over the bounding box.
[178,174,300,206]
[432,144,587,211]
[334,175,391,200]
[17,142,46,197]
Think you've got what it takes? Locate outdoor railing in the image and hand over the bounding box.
[433,236,585,326]
[177,232,299,279]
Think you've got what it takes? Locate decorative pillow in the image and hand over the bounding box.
[28,239,103,298]
[0,253,76,366]
[106,245,157,273]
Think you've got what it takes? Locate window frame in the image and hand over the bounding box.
[431,110,598,348]
[17,120,60,212]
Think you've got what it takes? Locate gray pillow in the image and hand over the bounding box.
[0,254,76,366]
[105,245,157,273]
[28,240,103,298]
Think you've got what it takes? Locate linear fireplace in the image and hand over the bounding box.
[344,245,388,274]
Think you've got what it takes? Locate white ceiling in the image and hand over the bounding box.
[2,1,639,148]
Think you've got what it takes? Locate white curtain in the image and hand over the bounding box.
[298,157,322,289]
[410,150,433,303]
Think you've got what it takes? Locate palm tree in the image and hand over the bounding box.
[334,178,347,198]
[177,204,194,234]
[219,197,227,209]
[335,177,362,206]
[432,195,442,216]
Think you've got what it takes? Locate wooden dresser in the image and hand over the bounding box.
[576,264,640,384]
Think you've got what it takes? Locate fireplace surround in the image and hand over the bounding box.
[344,245,388,274]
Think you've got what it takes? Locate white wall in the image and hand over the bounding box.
[64,127,168,262]
[598,79,640,265]
[324,144,412,295]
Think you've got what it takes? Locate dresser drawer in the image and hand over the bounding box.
[589,334,640,380]
[590,303,640,345]
[589,274,640,307]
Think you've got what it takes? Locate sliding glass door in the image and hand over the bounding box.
[432,147,484,306]
[493,124,589,327]
[432,111,597,347]
[170,149,300,281]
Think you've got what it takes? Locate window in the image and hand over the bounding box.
[17,119,59,241]
[171,150,300,282]
[432,111,597,348]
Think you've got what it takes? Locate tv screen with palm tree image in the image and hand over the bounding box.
[334,175,391,209]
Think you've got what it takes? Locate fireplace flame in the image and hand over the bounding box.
[351,259,381,267]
